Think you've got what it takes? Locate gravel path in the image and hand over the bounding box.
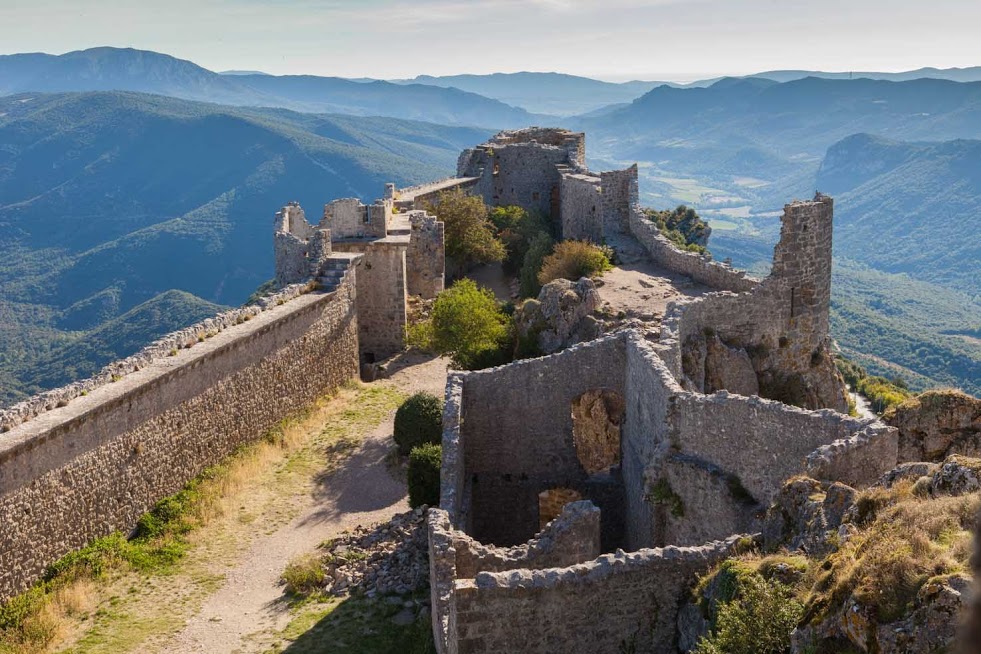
[158,354,449,654]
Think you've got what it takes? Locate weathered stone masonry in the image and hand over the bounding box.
[0,272,360,599]
[428,149,900,651]
[274,185,446,362]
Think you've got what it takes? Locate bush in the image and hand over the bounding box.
[519,232,555,298]
[405,279,513,370]
[694,573,803,654]
[537,240,612,286]
[394,392,444,455]
[407,444,441,509]
[834,354,912,413]
[281,553,325,596]
[489,205,553,275]
[643,205,710,254]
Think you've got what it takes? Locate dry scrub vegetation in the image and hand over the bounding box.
[0,382,403,654]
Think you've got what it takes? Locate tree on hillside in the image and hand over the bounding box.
[428,189,505,275]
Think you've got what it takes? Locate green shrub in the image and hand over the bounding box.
[489,205,553,275]
[428,189,505,272]
[834,354,912,414]
[408,444,442,509]
[281,553,326,596]
[643,205,710,254]
[537,240,612,286]
[519,232,555,298]
[694,574,803,654]
[405,279,513,370]
[394,392,444,455]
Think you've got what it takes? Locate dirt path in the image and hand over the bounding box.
[154,354,448,654]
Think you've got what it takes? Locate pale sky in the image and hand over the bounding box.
[0,0,977,81]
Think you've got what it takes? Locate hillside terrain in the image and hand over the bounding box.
[0,91,492,404]
[818,134,981,296]
[575,77,981,394]
[0,47,541,127]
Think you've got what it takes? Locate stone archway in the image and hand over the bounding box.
[571,389,625,475]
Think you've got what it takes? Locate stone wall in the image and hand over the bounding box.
[628,207,759,294]
[323,197,391,240]
[274,202,319,285]
[406,211,445,299]
[457,336,627,546]
[600,165,639,234]
[656,195,848,413]
[673,392,882,502]
[621,335,680,550]
[559,172,603,241]
[348,240,407,361]
[439,536,745,654]
[0,273,360,599]
[464,142,569,219]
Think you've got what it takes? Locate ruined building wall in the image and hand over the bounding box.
[406,211,445,298]
[657,196,848,412]
[434,535,745,654]
[0,274,360,599]
[322,198,392,240]
[348,242,407,361]
[628,207,760,294]
[275,203,320,285]
[621,336,681,550]
[463,143,569,218]
[457,336,627,547]
[559,173,603,241]
[600,164,639,234]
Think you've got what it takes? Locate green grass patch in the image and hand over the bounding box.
[268,592,434,654]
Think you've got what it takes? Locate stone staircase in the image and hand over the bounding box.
[316,254,359,292]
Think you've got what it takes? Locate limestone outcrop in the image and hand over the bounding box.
[514,277,602,355]
[886,390,981,462]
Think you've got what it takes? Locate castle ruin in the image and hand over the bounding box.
[0,127,972,653]
[424,131,900,653]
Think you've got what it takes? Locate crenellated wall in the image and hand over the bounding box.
[0,272,360,599]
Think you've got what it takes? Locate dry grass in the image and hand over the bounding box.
[805,481,978,623]
[0,382,389,654]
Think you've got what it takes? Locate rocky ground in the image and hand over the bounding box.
[317,507,430,600]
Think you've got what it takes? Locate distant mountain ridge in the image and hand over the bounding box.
[0,47,544,127]
[0,90,493,404]
[819,133,981,296]
[390,72,671,116]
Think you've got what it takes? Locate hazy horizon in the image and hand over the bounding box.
[2,0,979,81]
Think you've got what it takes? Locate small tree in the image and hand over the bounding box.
[407,444,441,509]
[394,392,444,455]
[407,279,513,370]
[489,205,553,275]
[537,240,611,286]
[519,232,555,298]
[429,189,505,273]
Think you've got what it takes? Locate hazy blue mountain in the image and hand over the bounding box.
[0,91,493,404]
[0,47,544,127]
[0,47,271,105]
[819,133,981,296]
[231,74,545,126]
[584,77,981,172]
[393,72,671,115]
[748,66,981,84]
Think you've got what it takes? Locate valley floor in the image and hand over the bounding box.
[51,353,448,654]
